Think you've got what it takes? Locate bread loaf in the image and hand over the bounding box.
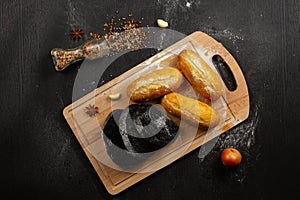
[127,68,184,101]
[103,103,179,169]
[178,50,224,100]
[161,92,220,128]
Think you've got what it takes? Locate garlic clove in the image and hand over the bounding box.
[108,93,121,100]
[157,19,169,28]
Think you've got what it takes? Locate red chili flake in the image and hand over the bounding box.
[89,32,102,39]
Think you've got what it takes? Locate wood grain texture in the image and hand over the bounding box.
[63,31,249,194]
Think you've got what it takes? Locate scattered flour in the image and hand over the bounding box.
[201,27,244,53]
[65,0,86,30]
[197,102,261,183]
[186,1,192,7]
[198,103,260,160]
[156,0,201,26]
[155,0,243,54]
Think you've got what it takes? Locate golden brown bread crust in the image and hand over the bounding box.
[178,50,224,100]
[161,92,220,128]
[127,68,184,102]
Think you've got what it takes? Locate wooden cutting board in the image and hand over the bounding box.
[63,31,249,195]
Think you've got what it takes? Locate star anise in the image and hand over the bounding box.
[85,104,99,117]
[70,28,84,41]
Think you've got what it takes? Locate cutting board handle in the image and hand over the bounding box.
[193,31,250,120]
[190,32,249,103]
[213,47,248,99]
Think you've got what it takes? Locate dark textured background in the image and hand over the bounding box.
[1,0,300,199]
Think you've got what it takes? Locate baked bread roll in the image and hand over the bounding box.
[127,68,184,101]
[161,92,220,128]
[178,50,224,100]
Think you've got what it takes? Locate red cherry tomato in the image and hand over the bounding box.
[221,148,242,167]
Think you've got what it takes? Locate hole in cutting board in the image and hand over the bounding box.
[212,55,237,91]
